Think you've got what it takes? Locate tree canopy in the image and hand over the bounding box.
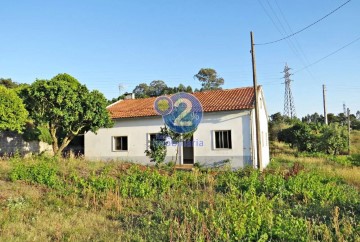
[0,86,28,133]
[132,81,193,99]
[149,80,167,97]
[194,68,224,91]
[21,73,113,155]
[0,78,19,89]
[302,112,324,124]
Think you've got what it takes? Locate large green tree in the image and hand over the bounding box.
[0,86,28,133]
[21,74,113,156]
[133,83,150,98]
[149,80,167,97]
[194,68,224,91]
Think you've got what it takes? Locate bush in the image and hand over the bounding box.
[118,166,172,198]
[320,123,348,155]
[144,139,167,166]
[9,158,61,188]
[350,154,360,166]
[279,123,348,154]
[4,157,360,241]
[329,156,353,166]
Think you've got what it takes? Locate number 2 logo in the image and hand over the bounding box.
[173,98,193,127]
[154,92,203,134]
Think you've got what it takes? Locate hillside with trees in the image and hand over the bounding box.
[108,68,224,104]
[269,112,360,155]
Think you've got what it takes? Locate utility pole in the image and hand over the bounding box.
[250,31,263,171]
[323,84,328,125]
[347,108,351,155]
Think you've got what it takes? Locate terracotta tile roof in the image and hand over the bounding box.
[107,86,256,119]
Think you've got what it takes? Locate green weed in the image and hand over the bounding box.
[1,155,359,241]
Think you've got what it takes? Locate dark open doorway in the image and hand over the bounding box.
[183,136,194,164]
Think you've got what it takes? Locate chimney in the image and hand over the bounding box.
[124,92,135,100]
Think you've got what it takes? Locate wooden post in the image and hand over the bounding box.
[323,85,328,125]
[347,108,351,155]
[250,31,263,170]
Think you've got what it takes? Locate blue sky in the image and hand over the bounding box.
[1,0,359,117]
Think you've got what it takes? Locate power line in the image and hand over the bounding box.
[273,0,315,78]
[293,35,360,74]
[257,0,317,82]
[255,0,352,45]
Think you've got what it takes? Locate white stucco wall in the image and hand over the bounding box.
[192,110,253,168]
[85,116,179,163]
[259,90,270,168]
[250,89,270,169]
[85,110,254,168]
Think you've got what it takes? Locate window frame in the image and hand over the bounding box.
[112,136,128,152]
[147,133,167,151]
[213,130,232,149]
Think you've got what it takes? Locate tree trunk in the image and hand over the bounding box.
[175,143,179,165]
[50,126,59,155]
[55,135,74,157]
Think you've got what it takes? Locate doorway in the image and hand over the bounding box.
[183,136,194,164]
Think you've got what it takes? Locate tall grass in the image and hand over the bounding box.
[270,136,360,189]
[0,154,359,241]
[351,130,360,154]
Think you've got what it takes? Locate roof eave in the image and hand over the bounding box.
[110,107,255,120]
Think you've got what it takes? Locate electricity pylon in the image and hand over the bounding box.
[283,64,296,118]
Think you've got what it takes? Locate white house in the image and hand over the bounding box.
[85,86,270,169]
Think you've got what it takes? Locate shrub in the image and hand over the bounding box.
[279,122,348,154]
[350,154,360,166]
[9,158,61,188]
[215,168,261,194]
[286,172,359,206]
[212,192,275,241]
[329,156,353,166]
[118,166,172,198]
[144,139,167,166]
[320,123,348,155]
[4,156,360,241]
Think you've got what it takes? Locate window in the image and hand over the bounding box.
[214,130,232,149]
[113,136,128,151]
[149,133,166,151]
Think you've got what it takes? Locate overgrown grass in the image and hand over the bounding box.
[351,130,360,154]
[270,138,360,188]
[0,153,359,241]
